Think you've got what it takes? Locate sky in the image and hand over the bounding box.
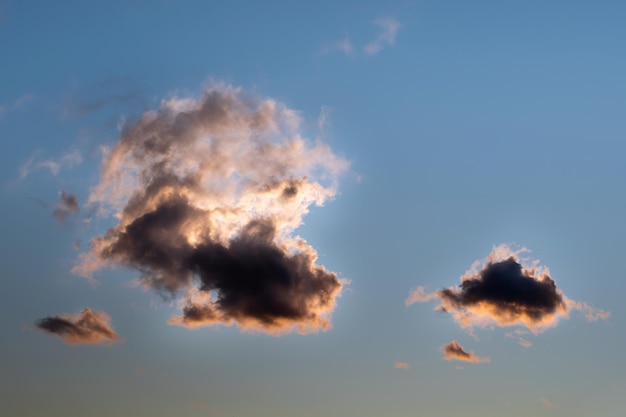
[1,1,625,416]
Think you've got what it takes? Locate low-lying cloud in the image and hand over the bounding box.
[407,245,609,334]
[73,83,349,335]
[35,308,119,345]
[394,361,410,369]
[442,340,489,363]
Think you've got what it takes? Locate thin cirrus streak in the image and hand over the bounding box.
[34,308,120,345]
[73,83,349,336]
[407,244,609,334]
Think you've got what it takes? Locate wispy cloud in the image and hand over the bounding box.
[318,106,331,133]
[363,18,402,56]
[61,76,144,119]
[394,361,410,369]
[19,149,83,179]
[442,340,490,363]
[14,93,35,109]
[35,308,120,345]
[540,398,558,409]
[0,92,36,118]
[321,17,402,58]
[52,190,80,223]
[505,329,532,348]
[319,37,355,56]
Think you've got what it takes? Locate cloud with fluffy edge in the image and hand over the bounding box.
[407,245,609,334]
[442,340,490,363]
[73,83,349,336]
[35,308,120,345]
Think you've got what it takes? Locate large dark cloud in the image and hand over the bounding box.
[407,245,609,333]
[73,84,348,334]
[442,340,489,363]
[52,190,79,223]
[35,308,119,345]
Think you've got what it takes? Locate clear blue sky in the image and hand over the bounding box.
[1,1,624,416]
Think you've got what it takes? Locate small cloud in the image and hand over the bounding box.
[336,38,354,55]
[34,308,120,345]
[319,37,355,56]
[363,18,402,56]
[65,92,140,118]
[52,190,80,223]
[19,149,82,179]
[567,299,611,322]
[540,398,558,409]
[405,286,436,306]
[407,244,610,334]
[188,402,207,409]
[320,37,355,55]
[318,106,331,132]
[27,197,48,208]
[505,329,532,348]
[394,361,410,369]
[0,104,6,117]
[14,93,35,109]
[61,76,143,119]
[442,340,490,363]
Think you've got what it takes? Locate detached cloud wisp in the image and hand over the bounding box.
[19,149,82,179]
[407,244,609,334]
[363,18,402,56]
[73,83,349,335]
[394,361,410,369]
[321,17,402,58]
[53,190,80,223]
[319,38,354,56]
[35,308,119,345]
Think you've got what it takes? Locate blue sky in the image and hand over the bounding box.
[1,1,624,416]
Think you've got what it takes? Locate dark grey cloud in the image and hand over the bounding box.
[35,308,120,345]
[73,84,349,335]
[407,245,609,333]
[53,190,79,223]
